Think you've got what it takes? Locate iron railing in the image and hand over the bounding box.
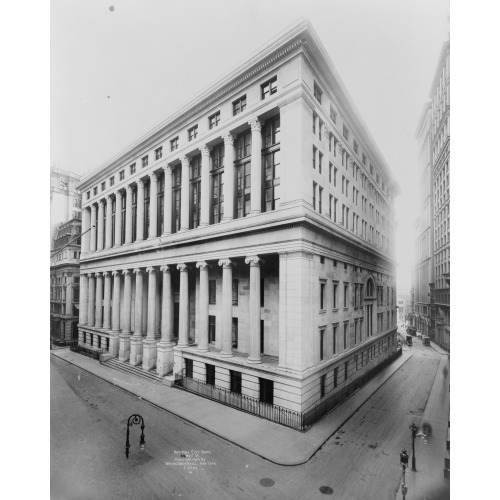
[70,343,104,360]
[175,347,402,431]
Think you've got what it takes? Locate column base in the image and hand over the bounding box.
[176,341,189,348]
[142,339,158,371]
[156,342,174,376]
[247,356,263,364]
[197,346,210,353]
[220,351,234,358]
[129,335,144,366]
[118,332,132,362]
[109,331,120,356]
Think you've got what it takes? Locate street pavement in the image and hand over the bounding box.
[51,338,449,499]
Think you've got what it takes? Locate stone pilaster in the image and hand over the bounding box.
[105,196,113,248]
[249,118,262,215]
[177,264,190,347]
[109,270,121,356]
[149,172,158,238]
[79,273,89,325]
[136,180,145,242]
[119,269,132,361]
[163,166,172,235]
[196,261,210,352]
[218,259,234,358]
[157,265,174,376]
[130,268,144,366]
[97,199,105,250]
[125,185,133,244]
[199,146,211,227]
[87,273,95,327]
[222,133,235,221]
[94,272,103,328]
[90,204,97,252]
[82,207,91,253]
[103,271,112,330]
[114,191,122,247]
[143,267,158,371]
[180,156,190,231]
[245,256,263,364]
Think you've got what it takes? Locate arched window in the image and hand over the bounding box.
[366,278,375,297]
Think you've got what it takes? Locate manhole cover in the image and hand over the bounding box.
[319,486,334,495]
[260,478,275,487]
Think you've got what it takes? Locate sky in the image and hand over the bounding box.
[50,0,450,292]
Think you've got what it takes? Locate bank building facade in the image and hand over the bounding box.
[76,20,400,429]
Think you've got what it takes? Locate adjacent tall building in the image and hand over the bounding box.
[413,40,450,350]
[76,20,400,427]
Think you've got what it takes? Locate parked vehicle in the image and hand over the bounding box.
[406,335,413,346]
[423,336,431,346]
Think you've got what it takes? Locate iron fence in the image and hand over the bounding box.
[70,343,104,360]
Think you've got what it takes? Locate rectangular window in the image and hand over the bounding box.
[235,160,251,218]
[313,182,317,210]
[101,181,106,191]
[354,284,359,307]
[155,146,163,160]
[232,318,238,348]
[210,144,224,223]
[261,76,277,99]
[157,174,164,234]
[333,282,338,309]
[259,378,274,404]
[314,82,322,103]
[344,283,348,308]
[188,125,198,141]
[185,358,193,378]
[318,152,323,174]
[209,111,220,129]
[329,194,333,219]
[209,280,216,304]
[343,322,348,350]
[334,366,338,388]
[318,187,323,214]
[170,137,179,151]
[142,155,149,168]
[334,167,337,187]
[329,162,333,183]
[119,170,125,181]
[344,361,348,381]
[110,176,115,186]
[353,140,358,154]
[318,119,323,141]
[209,315,216,343]
[86,191,90,200]
[362,153,366,165]
[333,324,338,354]
[320,283,325,310]
[232,279,238,305]
[93,187,98,196]
[320,329,325,360]
[312,146,316,169]
[206,364,215,385]
[190,154,201,229]
[172,165,181,233]
[343,125,349,140]
[232,95,247,115]
[330,106,337,124]
[230,370,242,394]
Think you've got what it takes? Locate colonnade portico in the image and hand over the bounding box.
[78,253,265,375]
[80,116,270,256]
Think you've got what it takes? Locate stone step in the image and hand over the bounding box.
[102,358,165,383]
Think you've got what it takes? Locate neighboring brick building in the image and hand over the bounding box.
[76,19,400,428]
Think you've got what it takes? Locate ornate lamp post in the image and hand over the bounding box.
[125,414,145,459]
[400,448,409,500]
[409,422,418,471]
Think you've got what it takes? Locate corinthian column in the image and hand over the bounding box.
[97,199,105,250]
[125,185,133,244]
[200,146,211,227]
[177,264,190,347]
[180,156,190,231]
[143,267,158,371]
[109,270,121,355]
[105,196,113,249]
[149,172,158,238]
[196,261,210,352]
[90,204,97,252]
[163,166,172,235]
[246,256,263,363]
[94,272,103,328]
[79,273,89,325]
[136,180,145,242]
[103,271,112,330]
[218,259,234,358]
[114,191,122,246]
[130,268,144,366]
[222,133,235,221]
[157,265,174,376]
[119,269,132,361]
[87,273,96,327]
[249,118,262,215]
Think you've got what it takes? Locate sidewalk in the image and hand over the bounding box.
[51,348,412,466]
[396,345,450,499]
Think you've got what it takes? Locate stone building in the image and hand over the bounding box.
[414,40,450,350]
[76,20,400,427]
[50,218,82,344]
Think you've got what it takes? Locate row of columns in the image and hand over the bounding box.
[82,117,264,253]
[78,255,264,373]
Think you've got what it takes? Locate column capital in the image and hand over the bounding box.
[163,164,172,175]
[106,194,113,203]
[200,145,211,157]
[160,265,171,273]
[196,261,210,270]
[348,157,353,169]
[137,179,144,189]
[323,125,331,136]
[122,269,132,276]
[245,256,264,266]
[336,142,344,155]
[177,263,189,272]
[103,271,111,278]
[133,268,144,275]
[222,132,235,145]
[115,189,123,200]
[126,184,133,195]
[181,156,191,168]
[218,258,233,269]
[150,172,158,183]
[95,272,102,278]
[98,198,105,207]
[146,266,157,274]
[248,117,262,132]
[112,270,121,277]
